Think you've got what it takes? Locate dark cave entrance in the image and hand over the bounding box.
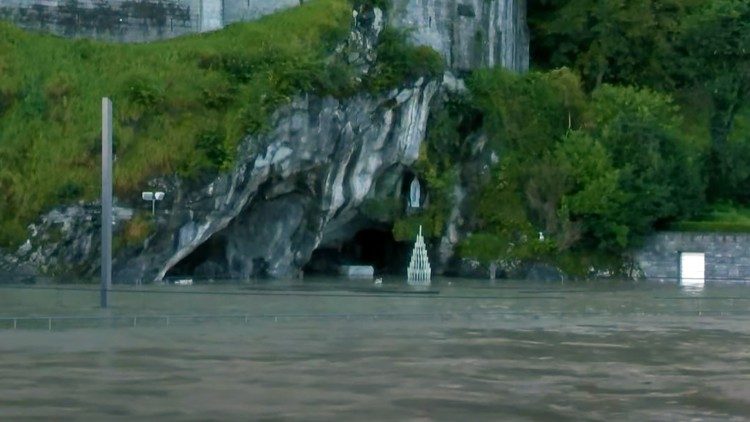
[165,235,228,280]
[164,227,413,280]
[304,228,411,276]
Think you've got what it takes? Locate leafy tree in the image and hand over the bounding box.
[462,70,704,259]
[676,0,750,198]
[529,0,699,90]
[588,85,705,245]
[555,130,625,249]
[468,67,586,154]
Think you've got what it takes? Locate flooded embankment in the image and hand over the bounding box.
[1,279,749,420]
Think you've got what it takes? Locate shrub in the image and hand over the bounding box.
[196,129,231,172]
[367,28,445,92]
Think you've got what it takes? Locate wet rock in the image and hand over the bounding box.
[513,262,567,282]
[453,258,493,279]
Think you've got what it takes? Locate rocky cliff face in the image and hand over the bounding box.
[3,1,529,282]
[391,0,528,72]
[143,78,438,282]
[6,6,439,282]
[12,79,438,282]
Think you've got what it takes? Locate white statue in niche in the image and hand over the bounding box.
[408,178,421,209]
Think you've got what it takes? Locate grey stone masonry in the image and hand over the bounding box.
[0,0,298,42]
[635,232,750,283]
[0,0,529,72]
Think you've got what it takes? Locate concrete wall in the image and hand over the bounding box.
[222,0,299,26]
[0,0,201,42]
[0,0,298,42]
[636,232,750,283]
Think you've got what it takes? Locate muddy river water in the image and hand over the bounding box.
[1,279,749,420]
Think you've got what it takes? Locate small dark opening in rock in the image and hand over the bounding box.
[165,235,228,280]
[304,228,410,276]
[457,4,475,18]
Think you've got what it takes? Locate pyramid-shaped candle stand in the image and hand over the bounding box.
[407,225,431,286]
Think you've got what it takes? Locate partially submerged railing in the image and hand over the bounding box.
[2,307,749,331]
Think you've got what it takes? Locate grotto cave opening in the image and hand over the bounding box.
[304,228,411,276]
[164,235,228,280]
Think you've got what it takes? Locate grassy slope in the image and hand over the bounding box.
[671,202,750,232]
[0,0,351,246]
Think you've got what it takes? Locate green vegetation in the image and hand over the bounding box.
[3,0,749,276]
[529,0,750,203]
[449,68,701,265]
[392,96,470,242]
[435,0,749,270]
[366,28,444,93]
[115,212,155,251]
[671,204,750,233]
[0,0,352,245]
[0,0,443,247]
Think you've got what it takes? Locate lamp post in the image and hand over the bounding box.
[142,191,165,215]
[101,98,112,309]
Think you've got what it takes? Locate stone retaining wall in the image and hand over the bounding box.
[0,0,298,42]
[635,232,750,283]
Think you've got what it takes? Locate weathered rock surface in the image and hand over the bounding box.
[146,77,437,282]
[7,6,440,283]
[2,1,531,282]
[8,81,438,284]
[391,0,529,72]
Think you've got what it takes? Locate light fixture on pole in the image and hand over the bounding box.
[142,191,165,214]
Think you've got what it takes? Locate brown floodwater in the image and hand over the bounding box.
[1,279,749,420]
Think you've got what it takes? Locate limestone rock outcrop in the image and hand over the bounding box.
[391,0,529,72]
[143,78,438,282]
[2,1,529,282]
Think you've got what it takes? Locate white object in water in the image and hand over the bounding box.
[680,252,705,287]
[374,277,383,285]
[339,265,374,279]
[174,278,193,286]
[407,225,431,286]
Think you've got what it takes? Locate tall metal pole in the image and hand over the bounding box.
[101,98,113,308]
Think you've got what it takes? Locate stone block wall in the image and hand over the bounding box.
[0,0,201,42]
[635,232,750,283]
[222,0,299,26]
[0,0,298,42]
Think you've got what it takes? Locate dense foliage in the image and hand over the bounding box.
[529,0,750,203]
[455,68,704,264]
[2,0,749,273]
[438,0,750,267]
